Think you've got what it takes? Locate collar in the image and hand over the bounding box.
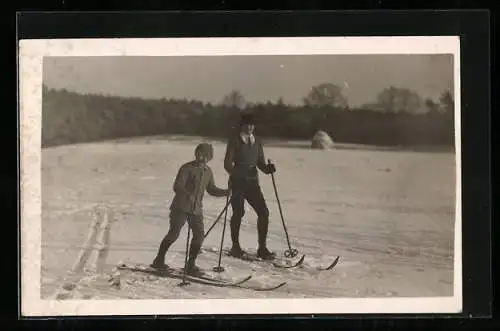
[193,160,208,169]
[240,132,255,144]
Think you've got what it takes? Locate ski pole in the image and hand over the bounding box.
[268,159,299,258]
[213,186,230,273]
[203,193,232,240]
[179,222,191,286]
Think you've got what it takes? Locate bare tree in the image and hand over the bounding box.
[439,90,454,114]
[222,90,246,109]
[303,83,348,108]
[276,97,285,107]
[425,98,440,114]
[374,86,424,113]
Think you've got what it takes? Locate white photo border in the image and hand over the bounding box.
[19,36,462,316]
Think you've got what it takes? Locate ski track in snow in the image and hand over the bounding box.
[41,137,456,300]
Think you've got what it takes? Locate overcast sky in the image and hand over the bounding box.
[43,54,454,107]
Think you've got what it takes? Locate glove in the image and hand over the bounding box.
[266,163,276,174]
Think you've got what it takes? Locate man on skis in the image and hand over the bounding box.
[224,113,277,260]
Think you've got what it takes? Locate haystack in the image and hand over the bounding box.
[311,130,334,150]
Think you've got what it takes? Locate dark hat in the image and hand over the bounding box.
[194,143,214,161]
[240,113,256,126]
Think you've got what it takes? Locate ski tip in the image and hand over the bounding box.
[323,256,341,271]
[250,281,287,291]
[233,275,253,285]
[271,282,288,290]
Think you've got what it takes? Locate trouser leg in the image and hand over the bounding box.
[187,213,205,266]
[153,210,187,264]
[245,182,270,250]
[229,187,246,249]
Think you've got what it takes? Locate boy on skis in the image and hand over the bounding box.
[151,143,229,276]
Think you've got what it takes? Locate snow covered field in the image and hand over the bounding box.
[40,136,456,300]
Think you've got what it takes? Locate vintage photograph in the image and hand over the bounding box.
[20,37,461,315]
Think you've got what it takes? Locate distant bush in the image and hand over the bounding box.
[41,87,455,148]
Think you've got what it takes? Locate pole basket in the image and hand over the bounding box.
[212,266,225,273]
[284,248,299,258]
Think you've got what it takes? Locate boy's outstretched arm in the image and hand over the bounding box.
[206,169,229,197]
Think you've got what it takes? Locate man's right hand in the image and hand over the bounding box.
[266,163,276,174]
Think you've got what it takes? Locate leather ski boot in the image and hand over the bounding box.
[257,247,276,260]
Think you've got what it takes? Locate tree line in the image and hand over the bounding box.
[41,83,455,148]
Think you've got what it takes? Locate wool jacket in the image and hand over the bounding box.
[224,134,272,183]
[170,160,228,216]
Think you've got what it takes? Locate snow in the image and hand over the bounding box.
[41,136,456,300]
